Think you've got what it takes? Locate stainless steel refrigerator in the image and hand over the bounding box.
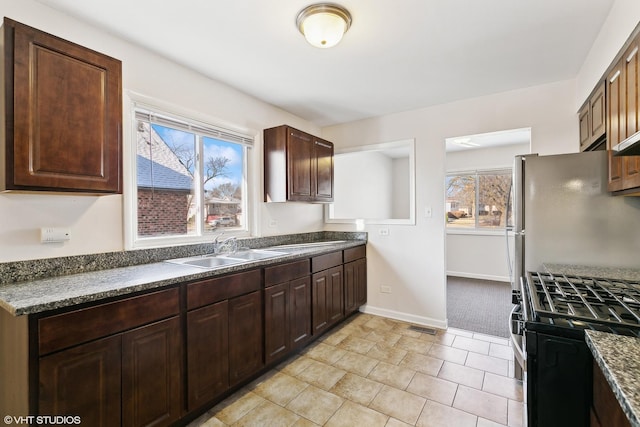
[510,150,640,289]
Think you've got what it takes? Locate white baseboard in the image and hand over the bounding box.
[360,305,448,330]
[446,271,510,283]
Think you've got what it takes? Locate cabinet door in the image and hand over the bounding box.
[290,276,312,348]
[5,18,122,193]
[607,61,625,192]
[592,360,631,427]
[122,317,182,427]
[287,129,314,201]
[327,266,344,326]
[580,82,606,152]
[229,291,263,386]
[578,103,591,151]
[344,261,357,315]
[355,258,368,307]
[622,40,640,190]
[312,271,329,334]
[344,258,367,315]
[264,282,290,365]
[590,83,606,146]
[187,301,229,411]
[314,138,334,201]
[39,335,121,426]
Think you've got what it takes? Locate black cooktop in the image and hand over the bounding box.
[525,272,640,331]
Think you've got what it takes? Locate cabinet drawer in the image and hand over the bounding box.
[265,259,310,287]
[38,288,179,355]
[187,269,261,310]
[311,251,343,273]
[343,245,366,263]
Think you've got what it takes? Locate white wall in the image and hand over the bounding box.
[576,0,640,109]
[446,143,529,282]
[323,80,577,329]
[333,151,392,219]
[0,0,323,262]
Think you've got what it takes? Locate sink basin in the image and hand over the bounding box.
[165,249,287,269]
[273,240,347,249]
[165,255,243,269]
[222,249,287,261]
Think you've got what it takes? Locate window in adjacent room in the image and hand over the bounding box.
[133,106,252,245]
[446,169,512,229]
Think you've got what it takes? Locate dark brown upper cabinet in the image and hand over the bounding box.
[1,18,122,193]
[606,31,640,193]
[578,81,606,152]
[264,125,334,203]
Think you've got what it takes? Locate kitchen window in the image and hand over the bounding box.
[446,169,512,229]
[132,104,253,247]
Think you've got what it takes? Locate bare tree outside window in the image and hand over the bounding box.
[446,170,511,229]
[135,117,247,239]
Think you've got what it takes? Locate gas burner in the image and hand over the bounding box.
[526,272,640,328]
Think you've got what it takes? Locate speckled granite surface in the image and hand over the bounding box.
[586,330,640,427]
[544,263,640,282]
[0,232,366,316]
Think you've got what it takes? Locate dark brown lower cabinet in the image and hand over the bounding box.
[591,360,630,427]
[186,270,263,412]
[264,276,312,365]
[290,276,312,348]
[37,288,181,427]
[39,335,122,426]
[312,265,344,335]
[187,301,229,411]
[39,317,182,427]
[265,282,290,363]
[122,317,182,427]
[229,291,263,386]
[344,257,367,315]
[264,259,312,365]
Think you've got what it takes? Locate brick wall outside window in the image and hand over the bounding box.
[138,189,190,236]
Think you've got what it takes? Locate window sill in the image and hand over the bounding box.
[446,228,513,237]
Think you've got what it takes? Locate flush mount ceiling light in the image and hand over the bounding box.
[296,3,352,48]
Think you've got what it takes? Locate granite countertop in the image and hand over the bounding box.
[0,234,366,316]
[585,330,640,427]
[543,263,640,282]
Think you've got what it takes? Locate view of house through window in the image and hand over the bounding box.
[446,169,512,229]
[135,108,250,241]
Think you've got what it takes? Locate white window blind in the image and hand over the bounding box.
[134,107,253,147]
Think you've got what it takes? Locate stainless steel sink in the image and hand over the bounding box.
[166,255,243,269]
[165,249,287,269]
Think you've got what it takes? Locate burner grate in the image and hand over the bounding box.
[526,272,640,328]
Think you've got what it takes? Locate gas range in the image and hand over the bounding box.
[512,271,640,427]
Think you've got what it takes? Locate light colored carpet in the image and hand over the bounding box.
[446,276,513,338]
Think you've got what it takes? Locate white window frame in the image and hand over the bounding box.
[125,92,255,249]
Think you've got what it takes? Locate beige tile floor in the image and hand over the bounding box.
[188,313,524,427]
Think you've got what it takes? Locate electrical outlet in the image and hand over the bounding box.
[41,227,71,243]
[379,228,390,236]
[269,219,278,227]
[380,285,391,293]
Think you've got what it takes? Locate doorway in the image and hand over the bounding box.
[444,128,531,337]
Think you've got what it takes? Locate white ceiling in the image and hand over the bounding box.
[35,0,614,127]
[445,128,531,152]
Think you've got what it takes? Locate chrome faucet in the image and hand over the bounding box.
[213,233,237,254]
